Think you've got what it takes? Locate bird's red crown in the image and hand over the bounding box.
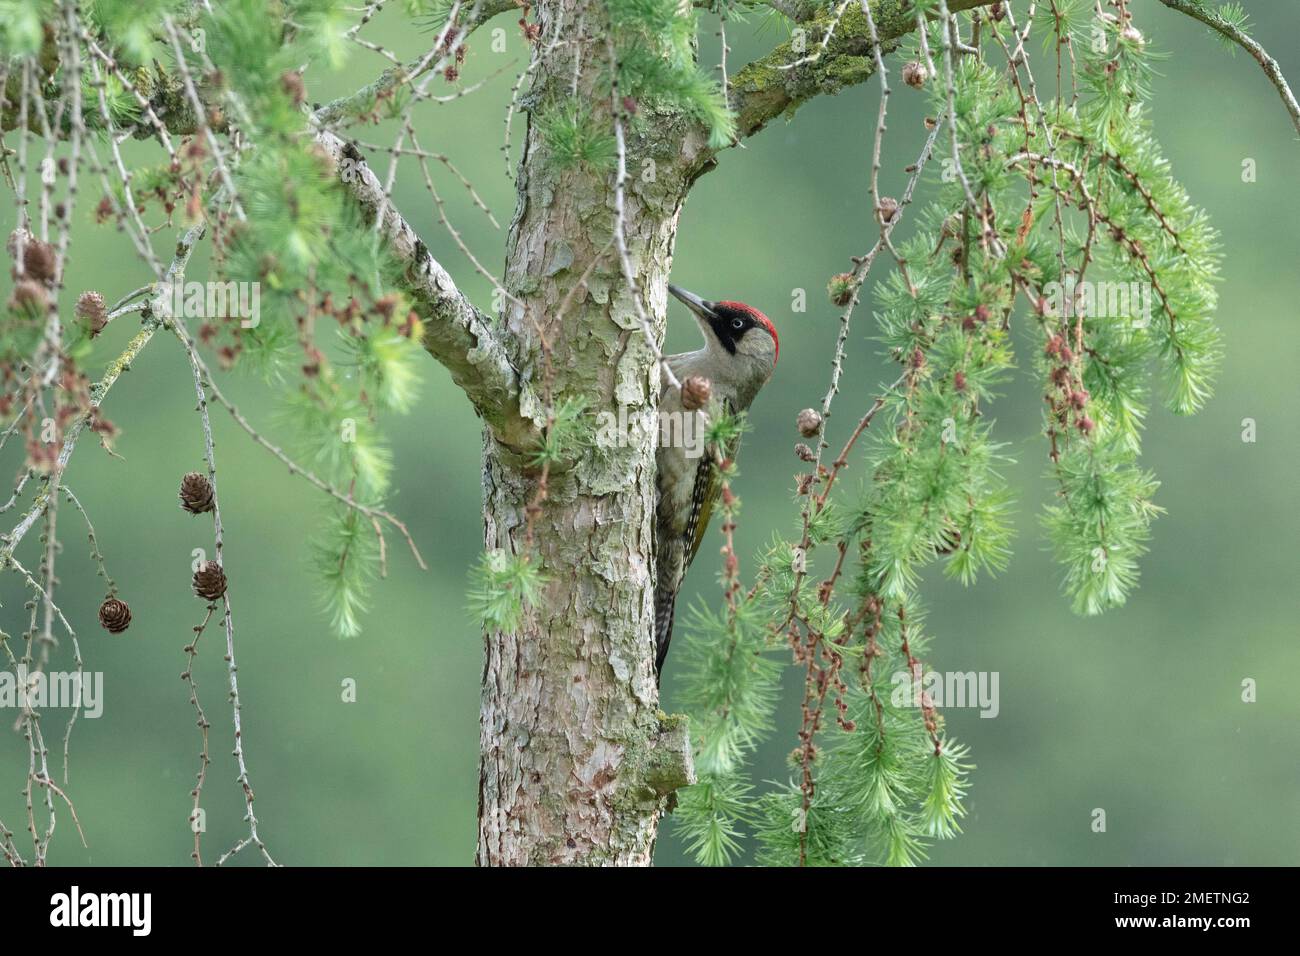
[716,301,778,363]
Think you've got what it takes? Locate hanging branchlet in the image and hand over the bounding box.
[180,604,216,866]
[673,0,1233,867]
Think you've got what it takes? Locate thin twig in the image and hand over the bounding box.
[169,328,427,572]
[1158,0,1300,137]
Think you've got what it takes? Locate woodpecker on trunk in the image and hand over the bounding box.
[653,284,778,679]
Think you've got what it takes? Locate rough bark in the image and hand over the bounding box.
[473,5,709,866]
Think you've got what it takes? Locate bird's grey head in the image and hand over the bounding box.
[667,284,779,375]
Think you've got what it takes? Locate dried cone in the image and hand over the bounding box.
[98,597,131,634]
[680,375,711,412]
[877,196,900,224]
[902,61,929,89]
[21,239,57,284]
[193,561,228,601]
[179,472,214,515]
[797,408,823,438]
[76,290,108,335]
[8,279,48,314]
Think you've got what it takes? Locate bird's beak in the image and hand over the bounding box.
[668,284,717,329]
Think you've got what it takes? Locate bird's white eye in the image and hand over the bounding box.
[731,317,745,330]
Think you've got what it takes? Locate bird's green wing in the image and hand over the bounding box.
[685,403,741,568]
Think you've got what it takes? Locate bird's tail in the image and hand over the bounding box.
[653,586,676,682]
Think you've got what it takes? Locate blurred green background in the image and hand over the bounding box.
[1,1,1296,866]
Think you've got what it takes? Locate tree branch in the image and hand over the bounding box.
[314,0,517,127]
[727,0,1001,142]
[312,130,539,449]
[747,0,823,22]
[1157,0,1300,138]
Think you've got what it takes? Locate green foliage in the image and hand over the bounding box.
[200,0,299,110]
[1,294,46,362]
[406,0,457,30]
[801,619,973,865]
[311,508,379,639]
[674,772,753,867]
[341,321,424,414]
[467,549,546,633]
[1031,0,1086,48]
[82,71,142,129]
[281,386,393,500]
[529,395,591,467]
[141,0,431,638]
[1041,436,1162,615]
[538,101,617,171]
[675,1,1223,866]
[703,401,746,450]
[605,0,736,147]
[752,781,861,867]
[1212,3,1252,53]
[749,708,973,868]
[0,0,1243,867]
[286,0,354,69]
[86,0,187,66]
[228,149,341,275]
[0,0,49,57]
[677,599,781,777]
[919,738,972,839]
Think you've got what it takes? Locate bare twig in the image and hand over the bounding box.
[169,328,427,573]
[173,318,278,867]
[1158,0,1300,137]
[607,35,680,391]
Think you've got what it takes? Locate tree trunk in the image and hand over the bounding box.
[474,5,710,865]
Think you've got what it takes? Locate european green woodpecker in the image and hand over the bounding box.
[653,283,778,678]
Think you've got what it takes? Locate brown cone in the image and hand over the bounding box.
[98,597,132,634]
[680,375,711,412]
[902,61,929,89]
[21,239,57,284]
[179,472,214,514]
[797,408,823,438]
[193,561,227,601]
[76,290,108,334]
